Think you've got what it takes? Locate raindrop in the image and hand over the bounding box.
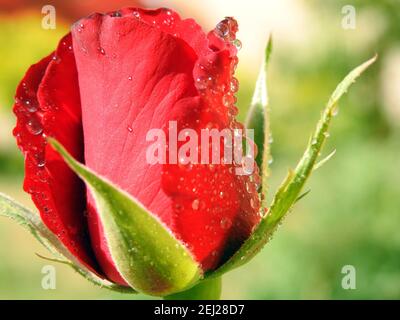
[220,217,232,229]
[24,100,38,113]
[133,11,141,19]
[195,76,212,90]
[215,21,229,38]
[98,47,106,55]
[26,118,43,135]
[192,199,200,211]
[232,39,242,50]
[37,159,46,168]
[127,126,133,133]
[110,11,122,17]
[52,55,60,63]
[250,198,257,209]
[230,77,239,93]
[128,76,133,81]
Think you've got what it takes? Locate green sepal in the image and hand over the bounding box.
[245,35,273,197]
[208,55,377,278]
[164,277,222,300]
[49,138,202,296]
[0,192,133,293]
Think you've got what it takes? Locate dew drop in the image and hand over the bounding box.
[250,198,257,209]
[195,76,212,90]
[133,11,141,19]
[128,76,133,81]
[37,159,46,168]
[232,39,242,50]
[230,77,239,93]
[215,21,229,38]
[220,217,232,229]
[26,118,43,135]
[192,199,200,211]
[98,47,106,55]
[52,55,60,63]
[127,126,133,133]
[110,11,122,17]
[24,100,38,113]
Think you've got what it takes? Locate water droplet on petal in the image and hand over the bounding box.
[133,11,141,19]
[196,76,212,90]
[220,217,232,229]
[230,77,239,93]
[110,11,122,17]
[215,21,229,38]
[26,118,43,135]
[98,47,106,55]
[24,100,38,113]
[192,199,200,210]
[232,39,242,50]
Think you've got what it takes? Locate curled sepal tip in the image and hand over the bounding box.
[208,55,377,278]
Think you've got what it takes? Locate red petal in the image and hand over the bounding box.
[162,18,261,270]
[13,34,100,275]
[71,8,261,277]
[72,9,201,284]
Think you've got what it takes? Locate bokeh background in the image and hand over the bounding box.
[0,0,399,299]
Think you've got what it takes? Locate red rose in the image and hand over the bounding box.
[13,7,261,287]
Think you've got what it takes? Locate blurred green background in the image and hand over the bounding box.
[0,0,399,299]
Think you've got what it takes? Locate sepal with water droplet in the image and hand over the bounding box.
[207,55,377,278]
[245,35,273,195]
[49,138,203,296]
[0,192,133,293]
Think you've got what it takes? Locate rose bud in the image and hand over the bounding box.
[10,7,261,296]
[2,6,375,299]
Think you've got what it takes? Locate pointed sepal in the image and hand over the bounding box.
[245,35,273,197]
[208,55,377,278]
[49,138,202,296]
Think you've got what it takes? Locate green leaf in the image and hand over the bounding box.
[208,55,377,278]
[0,192,133,293]
[49,138,202,296]
[245,35,273,199]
